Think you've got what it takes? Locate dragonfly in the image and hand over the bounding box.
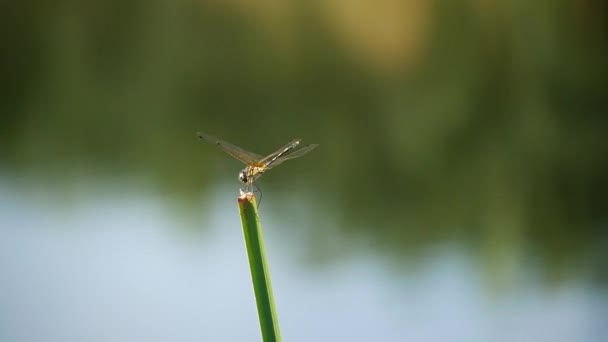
[197,132,319,196]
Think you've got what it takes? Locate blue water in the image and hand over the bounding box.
[0,180,606,342]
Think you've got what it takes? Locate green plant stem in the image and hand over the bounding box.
[238,193,281,342]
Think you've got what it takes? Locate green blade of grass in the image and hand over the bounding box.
[238,193,281,342]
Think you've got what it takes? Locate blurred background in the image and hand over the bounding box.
[1,0,607,341]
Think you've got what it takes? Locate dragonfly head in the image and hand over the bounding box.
[238,169,248,184]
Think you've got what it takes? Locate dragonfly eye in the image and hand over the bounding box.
[238,170,248,183]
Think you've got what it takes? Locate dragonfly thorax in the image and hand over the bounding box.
[239,165,266,184]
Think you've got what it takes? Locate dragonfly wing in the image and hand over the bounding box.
[264,143,319,170]
[260,138,302,165]
[197,132,263,165]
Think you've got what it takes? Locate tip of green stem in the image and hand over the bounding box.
[238,191,256,205]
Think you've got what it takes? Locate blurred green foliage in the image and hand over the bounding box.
[1,0,607,287]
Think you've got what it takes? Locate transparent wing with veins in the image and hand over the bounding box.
[259,138,301,166]
[264,143,319,170]
[197,132,263,165]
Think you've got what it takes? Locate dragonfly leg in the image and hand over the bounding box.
[239,182,251,196]
[252,183,263,208]
[241,182,254,196]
